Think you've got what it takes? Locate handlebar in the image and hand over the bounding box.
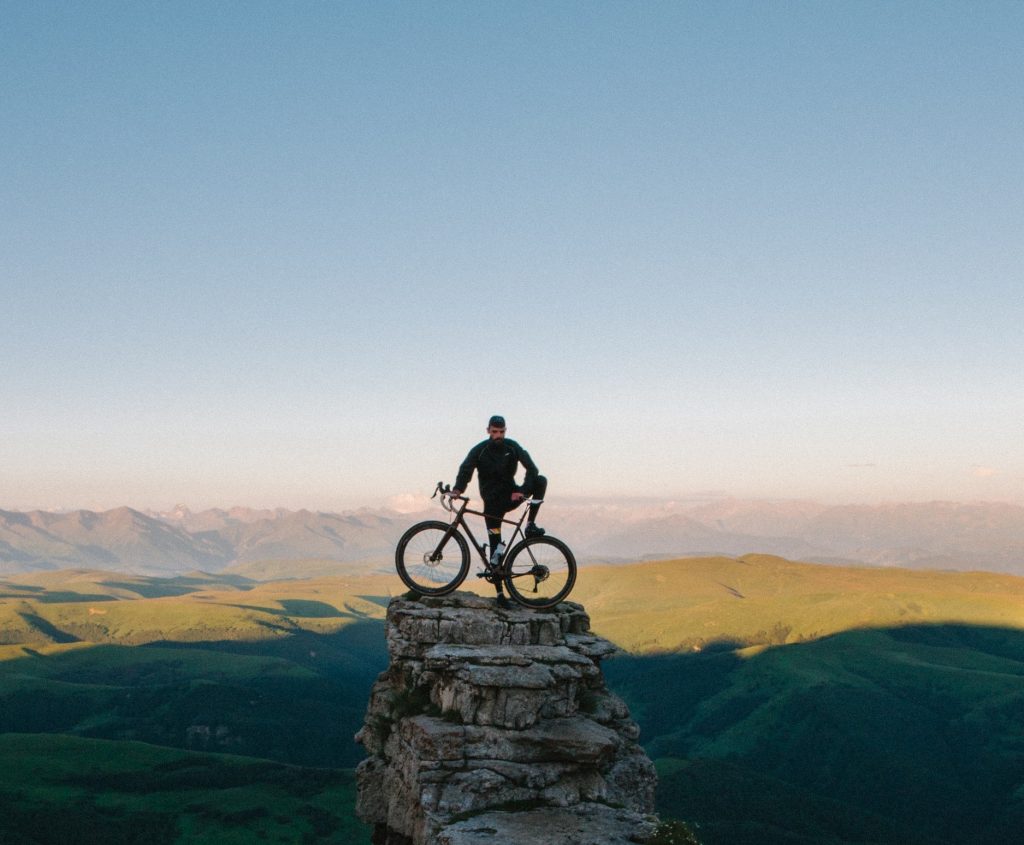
[433,481,468,513]
[430,482,541,514]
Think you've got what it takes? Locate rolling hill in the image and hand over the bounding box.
[4,556,1024,843]
[606,623,1024,844]
[569,553,1024,653]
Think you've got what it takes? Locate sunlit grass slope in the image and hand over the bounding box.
[0,733,368,844]
[224,556,393,580]
[573,554,1024,653]
[583,558,1024,845]
[0,570,395,771]
[13,554,1021,658]
[0,569,394,651]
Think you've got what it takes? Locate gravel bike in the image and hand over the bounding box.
[395,482,577,609]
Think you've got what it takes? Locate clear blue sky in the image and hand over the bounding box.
[3,1,1022,511]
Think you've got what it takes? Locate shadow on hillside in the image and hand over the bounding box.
[99,573,256,599]
[145,618,388,678]
[17,612,81,644]
[219,599,369,620]
[604,622,1024,845]
[279,599,347,617]
[0,620,388,769]
[1,591,117,604]
[100,581,207,599]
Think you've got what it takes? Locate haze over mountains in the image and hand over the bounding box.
[0,506,402,577]
[2,498,1023,577]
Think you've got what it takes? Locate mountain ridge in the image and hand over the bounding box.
[2,498,1023,577]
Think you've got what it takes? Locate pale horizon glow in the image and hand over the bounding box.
[3,2,1023,513]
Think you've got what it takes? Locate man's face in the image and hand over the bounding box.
[487,425,506,442]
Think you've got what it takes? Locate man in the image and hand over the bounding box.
[452,415,547,600]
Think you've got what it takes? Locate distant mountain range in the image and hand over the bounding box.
[0,506,406,577]
[1,498,1023,577]
[558,498,1024,573]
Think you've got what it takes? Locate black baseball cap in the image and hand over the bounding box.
[488,415,506,428]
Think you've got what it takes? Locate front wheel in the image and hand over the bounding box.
[503,536,577,609]
[395,520,470,595]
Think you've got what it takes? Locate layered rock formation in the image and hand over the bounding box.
[355,592,657,844]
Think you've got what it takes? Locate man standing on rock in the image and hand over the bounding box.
[451,415,547,597]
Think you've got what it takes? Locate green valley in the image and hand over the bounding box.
[2,557,1024,843]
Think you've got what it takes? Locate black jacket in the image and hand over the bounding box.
[455,438,539,504]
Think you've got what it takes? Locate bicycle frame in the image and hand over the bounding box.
[438,490,538,570]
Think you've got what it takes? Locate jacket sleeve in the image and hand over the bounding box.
[454,444,480,492]
[516,444,539,493]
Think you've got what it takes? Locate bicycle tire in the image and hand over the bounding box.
[503,536,577,609]
[395,520,470,596]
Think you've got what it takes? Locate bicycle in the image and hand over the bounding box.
[395,482,577,609]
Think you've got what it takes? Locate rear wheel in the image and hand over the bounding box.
[503,536,576,608]
[395,520,470,595]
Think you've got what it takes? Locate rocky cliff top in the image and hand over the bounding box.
[355,592,658,844]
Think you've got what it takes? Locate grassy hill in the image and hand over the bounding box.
[606,623,1024,844]
[0,568,394,650]
[0,733,367,844]
[581,557,1024,844]
[0,570,393,768]
[571,554,1024,653]
[4,556,1024,843]
[0,570,390,842]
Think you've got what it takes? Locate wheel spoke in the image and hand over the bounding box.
[504,537,575,608]
[396,521,469,595]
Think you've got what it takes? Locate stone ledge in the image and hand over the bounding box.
[399,715,620,766]
[424,643,596,669]
[436,803,658,845]
[386,593,591,656]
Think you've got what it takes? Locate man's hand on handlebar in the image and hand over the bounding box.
[432,482,465,503]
